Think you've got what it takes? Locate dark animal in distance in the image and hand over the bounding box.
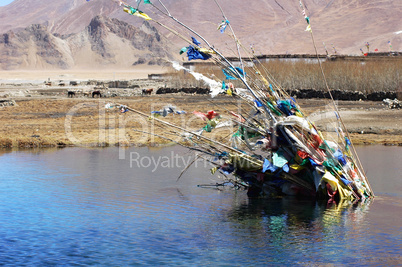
[92,90,102,98]
[142,88,153,95]
[67,91,76,98]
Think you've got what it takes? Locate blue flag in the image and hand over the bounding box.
[263,159,278,173]
[191,37,201,46]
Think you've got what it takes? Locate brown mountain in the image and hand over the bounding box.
[0,0,400,69]
[144,0,401,55]
[0,15,173,70]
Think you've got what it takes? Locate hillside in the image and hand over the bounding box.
[0,0,401,69]
[0,16,174,70]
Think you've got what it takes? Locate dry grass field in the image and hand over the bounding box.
[0,95,401,148]
[1,65,401,148]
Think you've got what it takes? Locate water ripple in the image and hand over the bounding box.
[0,147,401,265]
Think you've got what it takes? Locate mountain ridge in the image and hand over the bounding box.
[0,0,401,70]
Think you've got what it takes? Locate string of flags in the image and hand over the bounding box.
[299,0,312,33]
[388,41,393,51]
[365,42,370,52]
[86,0,153,20]
[123,6,152,20]
[222,67,246,80]
[331,43,337,54]
[250,44,255,54]
[217,20,230,33]
[179,37,214,61]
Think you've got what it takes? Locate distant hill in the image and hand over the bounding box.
[0,0,401,69]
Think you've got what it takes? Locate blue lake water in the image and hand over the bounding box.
[0,145,401,266]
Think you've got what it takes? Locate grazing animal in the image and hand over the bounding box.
[92,90,102,98]
[83,92,90,97]
[67,91,76,98]
[142,88,153,95]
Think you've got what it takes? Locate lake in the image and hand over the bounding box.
[0,145,401,266]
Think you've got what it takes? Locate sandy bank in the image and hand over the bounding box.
[0,67,166,83]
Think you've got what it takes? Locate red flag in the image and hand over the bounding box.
[230,111,245,122]
[206,110,219,120]
[193,111,207,121]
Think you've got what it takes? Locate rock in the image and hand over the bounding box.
[383,98,401,109]
[286,88,396,102]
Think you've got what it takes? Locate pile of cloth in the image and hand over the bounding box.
[151,105,186,117]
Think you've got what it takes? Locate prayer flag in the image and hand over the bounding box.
[191,37,201,46]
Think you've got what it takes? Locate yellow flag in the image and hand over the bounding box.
[135,11,152,21]
[305,25,312,32]
[123,7,133,14]
[295,111,303,117]
[198,48,215,54]
[210,167,218,174]
[123,7,152,21]
[290,164,305,172]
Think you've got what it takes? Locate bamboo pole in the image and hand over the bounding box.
[152,0,278,124]
[115,102,264,167]
[299,0,373,197]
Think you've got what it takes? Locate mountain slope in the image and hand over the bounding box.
[145,0,401,55]
[0,0,401,70]
[0,16,173,70]
[0,0,87,33]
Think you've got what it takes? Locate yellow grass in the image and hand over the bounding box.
[164,58,402,93]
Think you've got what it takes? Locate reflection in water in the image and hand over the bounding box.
[0,146,400,266]
[222,196,400,266]
[229,197,372,235]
